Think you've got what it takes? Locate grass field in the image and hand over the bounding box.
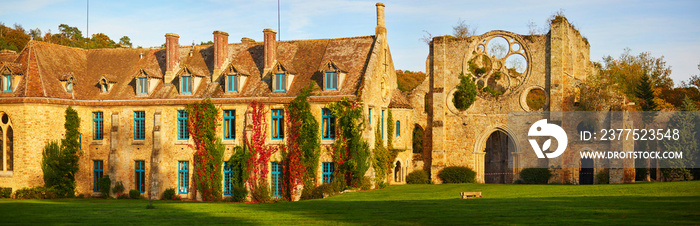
[1,181,698,225]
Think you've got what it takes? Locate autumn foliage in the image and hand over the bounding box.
[245,101,279,202]
[186,99,225,201]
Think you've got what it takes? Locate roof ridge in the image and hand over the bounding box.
[30,40,88,52]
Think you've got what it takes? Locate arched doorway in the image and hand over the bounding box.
[580,157,594,184]
[394,161,402,182]
[484,130,514,184]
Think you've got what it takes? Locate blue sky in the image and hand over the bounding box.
[1,0,699,84]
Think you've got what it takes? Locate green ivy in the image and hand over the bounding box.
[285,85,320,194]
[328,98,370,187]
[453,73,477,110]
[387,109,394,149]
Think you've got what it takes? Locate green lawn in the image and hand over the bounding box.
[1,181,699,225]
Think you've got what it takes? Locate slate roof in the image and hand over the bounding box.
[0,35,376,104]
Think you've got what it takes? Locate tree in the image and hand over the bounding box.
[600,49,673,107]
[42,106,81,198]
[119,36,132,48]
[29,28,42,41]
[452,19,477,38]
[88,33,116,49]
[635,72,658,112]
[660,100,697,181]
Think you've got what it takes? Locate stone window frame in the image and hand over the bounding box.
[0,112,13,175]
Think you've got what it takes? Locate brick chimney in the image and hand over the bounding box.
[165,33,180,72]
[263,28,277,70]
[213,30,229,72]
[375,3,386,36]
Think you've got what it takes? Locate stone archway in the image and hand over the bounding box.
[394,161,402,182]
[483,130,515,184]
[580,157,594,184]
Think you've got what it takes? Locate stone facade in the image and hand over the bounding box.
[0,4,636,200]
[413,17,635,184]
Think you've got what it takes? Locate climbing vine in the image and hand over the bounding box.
[186,98,225,201]
[245,101,278,202]
[373,109,402,184]
[328,98,370,187]
[282,86,320,200]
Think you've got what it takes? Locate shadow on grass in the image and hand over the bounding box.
[0,195,698,225]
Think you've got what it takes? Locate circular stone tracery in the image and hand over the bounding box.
[464,34,530,98]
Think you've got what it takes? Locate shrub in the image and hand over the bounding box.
[129,189,141,199]
[117,193,130,199]
[230,185,248,202]
[162,188,176,200]
[452,73,477,111]
[360,176,372,190]
[438,166,476,183]
[596,170,610,184]
[112,182,125,196]
[406,170,430,184]
[519,168,552,184]
[13,187,58,199]
[251,181,270,203]
[310,183,334,199]
[99,175,111,198]
[0,187,11,198]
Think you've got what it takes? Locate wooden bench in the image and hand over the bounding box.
[460,192,482,199]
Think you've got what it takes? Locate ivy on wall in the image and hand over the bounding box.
[245,101,279,202]
[328,98,370,187]
[282,86,320,200]
[186,98,225,201]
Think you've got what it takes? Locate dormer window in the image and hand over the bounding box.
[138,77,148,95]
[270,62,294,93]
[59,73,75,93]
[325,72,337,90]
[274,73,286,92]
[181,75,192,94]
[226,74,238,93]
[66,81,73,92]
[176,66,203,95]
[320,60,346,91]
[2,74,11,92]
[99,75,117,94]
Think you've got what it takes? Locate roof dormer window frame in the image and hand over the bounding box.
[226,73,238,93]
[2,74,12,92]
[271,62,293,93]
[58,73,76,93]
[320,60,346,92]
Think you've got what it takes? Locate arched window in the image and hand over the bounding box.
[1,113,13,172]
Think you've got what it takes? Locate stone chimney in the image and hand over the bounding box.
[213,30,229,72]
[165,33,180,83]
[263,28,277,70]
[375,3,386,36]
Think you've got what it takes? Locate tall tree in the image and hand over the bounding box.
[635,72,658,111]
[118,36,132,48]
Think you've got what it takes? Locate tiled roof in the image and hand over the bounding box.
[388,89,413,109]
[0,35,375,104]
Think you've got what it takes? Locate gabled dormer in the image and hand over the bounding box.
[98,75,117,94]
[270,62,294,93]
[319,60,347,91]
[58,73,76,93]
[134,68,161,96]
[175,65,205,95]
[219,63,249,93]
[0,63,22,93]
